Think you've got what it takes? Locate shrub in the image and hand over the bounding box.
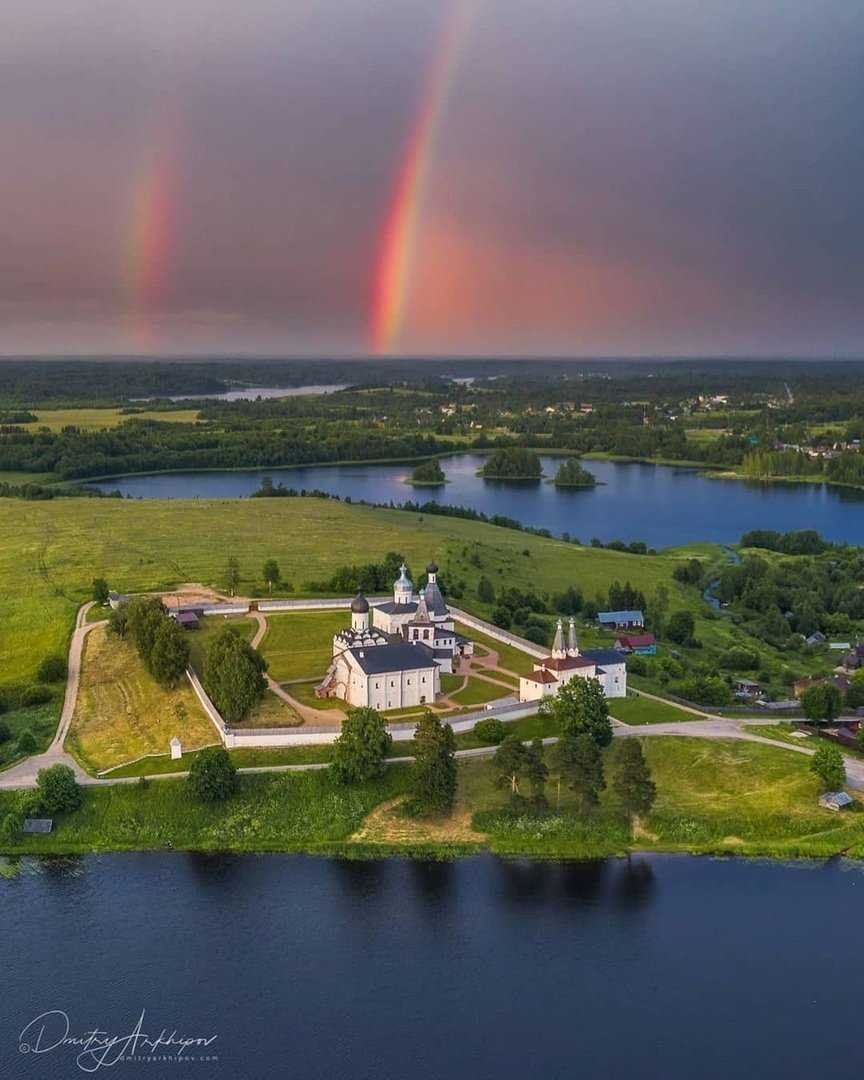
[810,742,845,792]
[800,683,842,723]
[331,707,392,784]
[0,721,10,744]
[20,685,53,707]
[627,655,648,676]
[474,718,506,745]
[37,656,68,683]
[0,812,23,842]
[36,764,83,814]
[187,747,237,802]
[15,730,37,755]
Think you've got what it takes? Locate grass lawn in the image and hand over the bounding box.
[0,494,704,690]
[450,676,513,707]
[21,407,201,432]
[609,695,695,725]
[453,622,538,675]
[67,626,217,772]
[259,610,345,682]
[289,679,346,711]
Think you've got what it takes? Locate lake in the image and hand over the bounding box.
[134,384,349,403]
[1,853,862,1079]
[90,454,864,547]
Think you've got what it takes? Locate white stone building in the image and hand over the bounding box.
[519,618,627,703]
[315,562,469,707]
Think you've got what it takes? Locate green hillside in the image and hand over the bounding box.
[0,496,703,686]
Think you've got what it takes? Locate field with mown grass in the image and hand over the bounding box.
[0,495,699,689]
[608,695,696,725]
[258,610,345,682]
[20,407,201,433]
[66,626,217,772]
[6,737,864,858]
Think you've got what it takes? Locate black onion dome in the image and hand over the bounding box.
[351,592,370,613]
[426,561,439,574]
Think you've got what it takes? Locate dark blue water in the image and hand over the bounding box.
[91,454,864,547]
[2,853,863,1079]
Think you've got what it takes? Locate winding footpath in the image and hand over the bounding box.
[3,602,863,796]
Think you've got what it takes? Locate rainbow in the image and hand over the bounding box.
[123,136,178,350]
[370,1,479,355]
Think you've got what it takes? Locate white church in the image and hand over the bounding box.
[315,562,474,710]
[519,618,627,702]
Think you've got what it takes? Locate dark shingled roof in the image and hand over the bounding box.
[374,601,419,615]
[351,592,370,613]
[581,648,627,666]
[421,581,448,617]
[348,642,436,675]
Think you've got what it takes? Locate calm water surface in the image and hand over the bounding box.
[91,454,864,547]
[1,853,862,1079]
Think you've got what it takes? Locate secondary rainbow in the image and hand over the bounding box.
[370,1,479,355]
[123,136,178,350]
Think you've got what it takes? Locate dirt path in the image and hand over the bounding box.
[350,796,485,846]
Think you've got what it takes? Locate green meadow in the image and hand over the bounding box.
[0,495,701,688]
[3,738,862,859]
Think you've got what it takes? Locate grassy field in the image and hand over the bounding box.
[453,622,538,675]
[450,676,513,707]
[609,695,695,725]
[0,700,61,771]
[66,626,217,772]
[0,494,705,689]
[5,737,864,858]
[0,767,409,853]
[259,610,345,682]
[21,407,200,432]
[474,737,864,858]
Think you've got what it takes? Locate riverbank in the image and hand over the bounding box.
[3,737,862,860]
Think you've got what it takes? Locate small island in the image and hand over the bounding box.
[553,458,597,488]
[406,459,447,486]
[479,447,543,480]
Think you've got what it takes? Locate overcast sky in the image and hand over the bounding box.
[3,0,864,357]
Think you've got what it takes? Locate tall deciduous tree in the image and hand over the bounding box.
[263,559,281,594]
[126,597,166,663]
[540,677,612,747]
[613,739,656,832]
[187,746,237,802]
[331,707,392,784]
[553,732,605,813]
[524,738,549,803]
[810,742,845,791]
[92,577,109,605]
[225,556,241,597]
[801,683,842,723]
[36,764,82,814]
[493,735,532,796]
[203,626,267,724]
[411,710,457,813]
[148,619,190,688]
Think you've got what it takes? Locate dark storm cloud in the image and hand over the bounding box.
[2,0,864,354]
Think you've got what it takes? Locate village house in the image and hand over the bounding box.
[599,609,644,631]
[614,632,656,655]
[519,618,627,703]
